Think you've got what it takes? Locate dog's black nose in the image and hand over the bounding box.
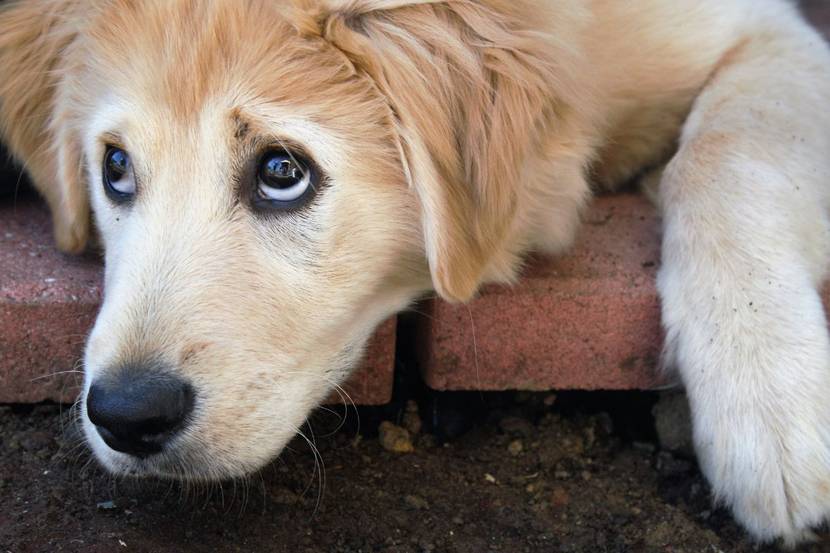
[86,369,194,457]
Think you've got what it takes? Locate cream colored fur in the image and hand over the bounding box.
[2,0,829,545]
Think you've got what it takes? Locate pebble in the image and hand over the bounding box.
[402,400,422,435]
[550,487,569,509]
[270,487,298,505]
[404,494,429,510]
[645,521,674,547]
[378,422,414,453]
[96,500,117,511]
[507,440,523,456]
[652,392,694,455]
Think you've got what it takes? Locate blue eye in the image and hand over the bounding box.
[255,150,316,208]
[103,146,135,202]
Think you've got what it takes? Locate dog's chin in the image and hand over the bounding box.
[81,416,275,481]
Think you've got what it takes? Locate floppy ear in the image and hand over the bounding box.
[0,0,89,253]
[291,0,576,302]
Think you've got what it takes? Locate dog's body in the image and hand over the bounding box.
[2,0,830,544]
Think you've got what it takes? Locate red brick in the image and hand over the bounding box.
[0,196,395,404]
[417,193,668,391]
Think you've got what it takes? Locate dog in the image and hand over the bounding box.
[2,0,830,545]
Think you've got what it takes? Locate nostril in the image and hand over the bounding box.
[86,369,194,457]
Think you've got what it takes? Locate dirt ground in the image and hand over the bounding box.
[4,2,830,553]
[2,389,830,553]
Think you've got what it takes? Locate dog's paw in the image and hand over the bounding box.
[692,389,830,546]
[659,257,830,546]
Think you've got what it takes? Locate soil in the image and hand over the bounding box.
[2,390,830,553]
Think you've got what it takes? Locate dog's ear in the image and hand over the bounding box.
[0,1,90,253]
[291,1,572,302]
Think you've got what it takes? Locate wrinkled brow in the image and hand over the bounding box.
[231,108,252,141]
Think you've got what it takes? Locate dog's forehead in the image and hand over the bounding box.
[79,0,380,131]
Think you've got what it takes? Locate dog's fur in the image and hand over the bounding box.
[3,0,830,544]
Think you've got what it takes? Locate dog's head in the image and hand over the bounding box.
[0,0,571,478]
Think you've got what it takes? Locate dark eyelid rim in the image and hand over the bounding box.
[101,142,136,205]
[247,138,324,214]
[100,132,127,151]
[251,136,313,162]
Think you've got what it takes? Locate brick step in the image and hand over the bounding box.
[0,195,395,404]
[417,193,667,391]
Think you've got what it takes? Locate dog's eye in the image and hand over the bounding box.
[103,146,135,202]
[255,150,315,208]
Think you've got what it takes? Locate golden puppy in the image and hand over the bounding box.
[2,0,830,545]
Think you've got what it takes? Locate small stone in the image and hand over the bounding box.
[270,487,298,505]
[484,473,497,484]
[402,400,422,435]
[507,440,523,456]
[645,521,674,547]
[404,495,429,510]
[97,500,117,510]
[378,421,414,453]
[594,412,614,435]
[550,487,569,509]
[652,391,694,455]
[543,394,557,407]
[554,470,570,480]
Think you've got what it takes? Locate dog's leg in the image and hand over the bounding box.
[657,9,830,545]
